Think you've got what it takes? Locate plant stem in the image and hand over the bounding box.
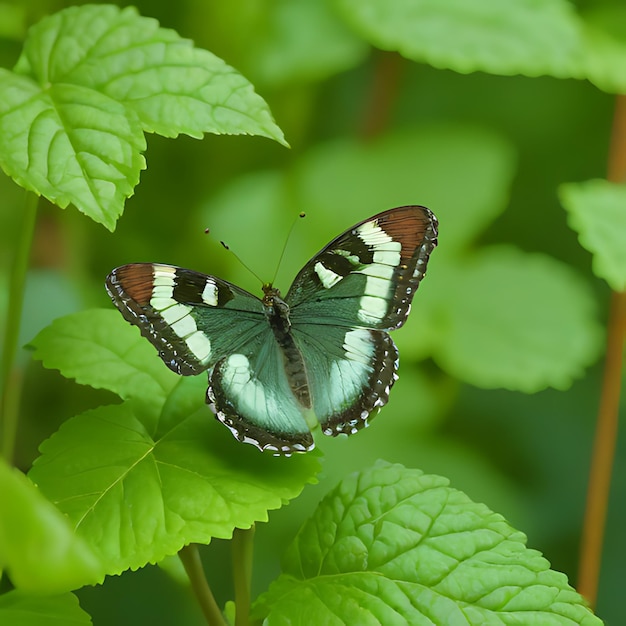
[1,191,38,463]
[577,95,626,607]
[179,544,226,626]
[360,51,404,140]
[232,525,255,626]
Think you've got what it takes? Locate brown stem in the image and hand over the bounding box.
[360,51,404,140]
[577,95,626,607]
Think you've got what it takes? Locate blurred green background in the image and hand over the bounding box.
[1,0,623,624]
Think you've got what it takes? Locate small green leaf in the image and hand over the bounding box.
[30,309,179,407]
[560,179,626,292]
[433,247,603,391]
[0,591,91,626]
[578,6,626,94]
[29,377,320,575]
[334,0,586,79]
[254,462,602,625]
[0,5,286,231]
[0,459,102,592]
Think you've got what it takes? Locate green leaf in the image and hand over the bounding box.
[293,125,516,251]
[433,247,603,392]
[0,591,91,626]
[0,5,285,231]
[0,69,146,231]
[30,309,179,407]
[29,376,320,575]
[246,0,368,87]
[0,458,102,592]
[14,5,286,143]
[578,6,626,94]
[254,462,602,625]
[560,179,626,292]
[334,0,587,79]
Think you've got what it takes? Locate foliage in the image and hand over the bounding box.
[1,1,624,625]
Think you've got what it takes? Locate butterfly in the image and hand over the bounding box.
[105,205,438,455]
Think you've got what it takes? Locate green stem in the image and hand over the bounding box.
[232,525,255,626]
[1,191,38,463]
[179,544,226,626]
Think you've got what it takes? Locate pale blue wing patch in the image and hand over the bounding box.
[291,324,399,436]
[207,333,315,455]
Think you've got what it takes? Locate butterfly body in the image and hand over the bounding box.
[106,206,438,455]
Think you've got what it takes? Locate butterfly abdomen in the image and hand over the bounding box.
[263,288,312,410]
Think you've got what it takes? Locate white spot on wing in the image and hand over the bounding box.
[202,278,219,306]
[171,315,197,338]
[314,262,342,289]
[373,248,401,266]
[159,303,192,325]
[324,329,375,410]
[360,264,395,279]
[358,295,388,324]
[357,220,392,246]
[363,275,390,298]
[185,331,211,362]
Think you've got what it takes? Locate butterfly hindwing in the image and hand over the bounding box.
[291,323,399,436]
[207,332,314,453]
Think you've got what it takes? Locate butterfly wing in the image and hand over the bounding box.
[286,205,438,331]
[287,206,437,436]
[106,263,314,453]
[207,331,314,454]
[105,263,268,375]
[291,323,398,437]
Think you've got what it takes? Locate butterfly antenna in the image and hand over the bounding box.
[219,240,266,285]
[203,226,265,285]
[270,212,306,286]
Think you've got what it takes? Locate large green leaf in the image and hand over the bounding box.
[254,462,602,625]
[560,179,626,292]
[30,309,179,408]
[0,459,102,592]
[29,376,320,575]
[333,0,586,79]
[0,591,91,626]
[0,4,286,230]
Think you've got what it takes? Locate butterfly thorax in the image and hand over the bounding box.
[261,284,311,410]
[261,284,288,323]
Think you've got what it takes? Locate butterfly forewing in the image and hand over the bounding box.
[105,263,266,375]
[286,205,438,331]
